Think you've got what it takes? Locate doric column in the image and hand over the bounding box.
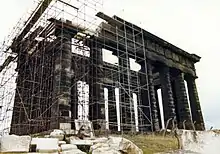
[147,62,160,131]
[159,66,176,128]
[138,60,160,131]
[185,75,205,130]
[174,72,192,129]
[139,63,149,131]
[89,41,104,128]
[118,52,132,131]
[51,33,72,129]
[70,62,78,126]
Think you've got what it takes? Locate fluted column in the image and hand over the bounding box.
[174,72,192,129]
[138,60,160,131]
[139,63,149,131]
[89,41,104,125]
[147,62,160,131]
[51,33,72,129]
[186,75,205,130]
[118,52,132,131]
[159,66,176,128]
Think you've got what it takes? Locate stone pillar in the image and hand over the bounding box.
[139,63,149,131]
[70,74,78,128]
[147,63,160,131]
[185,75,205,130]
[118,52,132,131]
[138,60,160,131]
[89,41,104,129]
[174,72,192,129]
[51,33,72,129]
[11,52,29,134]
[159,66,176,128]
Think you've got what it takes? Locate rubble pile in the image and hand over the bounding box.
[0,125,143,154]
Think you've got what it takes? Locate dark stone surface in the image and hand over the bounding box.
[159,66,176,128]
[147,62,160,131]
[174,72,192,129]
[10,16,204,134]
[89,41,105,126]
[118,52,133,131]
[51,33,72,129]
[186,75,205,130]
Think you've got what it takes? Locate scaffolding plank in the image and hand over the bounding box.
[11,0,53,49]
[0,56,15,73]
[96,12,123,27]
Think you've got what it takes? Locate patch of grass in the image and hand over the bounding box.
[124,134,178,154]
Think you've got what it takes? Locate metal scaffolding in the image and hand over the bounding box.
[0,0,206,137]
[2,0,203,136]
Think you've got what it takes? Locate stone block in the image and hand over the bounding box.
[61,149,86,154]
[50,129,65,141]
[90,142,120,154]
[90,136,143,154]
[60,123,71,131]
[64,129,76,135]
[92,147,120,154]
[75,119,94,138]
[0,135,31,152]
[31,138,58,153]
[59,141,67,146]
[61,144,77,151]
[116,137,143,154]
[92,137,108,144]
[60,142,86,154]
[70,136,93,145]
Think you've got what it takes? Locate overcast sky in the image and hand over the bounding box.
[0,0,219,129]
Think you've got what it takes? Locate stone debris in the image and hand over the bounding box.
[31,138,59,153]
[0,129,143,154]
[92,137,109,144]
[64,129,76,135]
[116,137,143,154]
[70,136,93,145]
[0,135,31,152]
[60,123,72,131]
[61,144,77,151]
[90,136,143,154]
[75,119,94,138]
[61,149,87,154]
[44,135,50,138]
[91,142,121,154]
[60,144,86,154]
[59,141,67,146]
[50,129,65,141]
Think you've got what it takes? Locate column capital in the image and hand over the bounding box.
[185,73,198,81]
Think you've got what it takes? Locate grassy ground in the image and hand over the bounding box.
[124,134,178,154]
